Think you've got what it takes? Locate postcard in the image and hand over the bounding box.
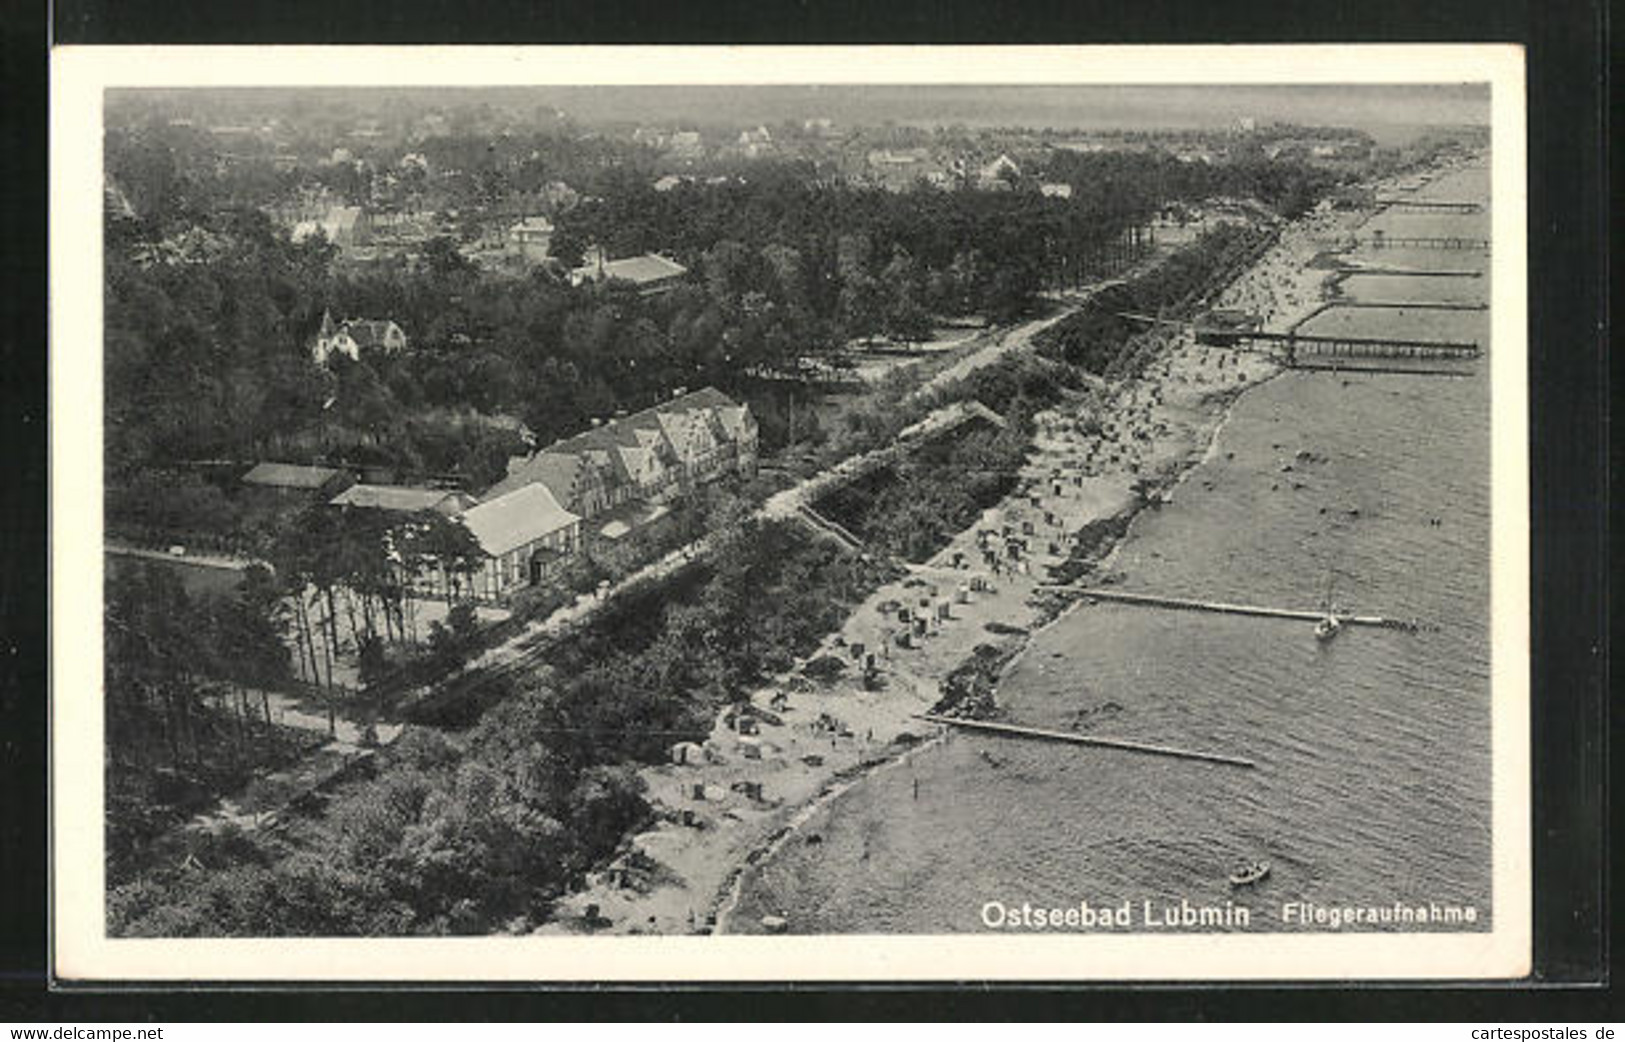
[51,43,1528,981]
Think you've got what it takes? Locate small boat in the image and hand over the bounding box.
[1229,860,1271,887]
[1314,566,1342,642]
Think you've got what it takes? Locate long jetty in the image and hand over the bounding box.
[1322,300,1486,312]
[1375,198,1482,213]
[1313,235,1489,251]
[1284,332,1481,363]
[1115,311,1481,362]
[1362,235,1489,250]
[918,714,1256,769]
[1290,362,1472,378]
[1046,586,1421,632]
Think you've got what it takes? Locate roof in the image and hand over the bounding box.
[459,483,580,557]
[487,388,748,499]
[329,484,461,513]
[577,253,688,286]
[486,451,584,505]
[510,216,555,234]
[242,462,343,490]
[596,500,670,541]
[340,319,403,350]
[552,388,737,457]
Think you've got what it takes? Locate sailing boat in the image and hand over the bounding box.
[1314,567,1342,642]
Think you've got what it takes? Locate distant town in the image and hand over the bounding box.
[101,85,1487,938]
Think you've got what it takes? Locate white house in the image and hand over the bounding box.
[457,483,583,600]
[311,310,409,365]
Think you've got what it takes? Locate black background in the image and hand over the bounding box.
[3,0,1610,1021]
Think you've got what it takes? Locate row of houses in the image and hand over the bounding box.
[240,386,757,603]
[488,386,756,511]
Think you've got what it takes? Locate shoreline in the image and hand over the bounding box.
[538,169,1426,938]
[707,373,1275,934]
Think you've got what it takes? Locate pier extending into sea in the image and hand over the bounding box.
[1373,198,1483,214]
[1117,311,1481,366]
[1041,586,1423,632]
[917,714,1257,769]
[1313,235,1489,251]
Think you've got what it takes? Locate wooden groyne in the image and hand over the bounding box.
[1046,587,1421,632]
[917,714,1256,769]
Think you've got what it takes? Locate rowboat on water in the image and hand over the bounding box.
[1228,860,1271,887]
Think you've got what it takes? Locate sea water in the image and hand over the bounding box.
[729,167,1494,934]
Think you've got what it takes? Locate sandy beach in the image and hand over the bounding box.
[534,165,1442,938]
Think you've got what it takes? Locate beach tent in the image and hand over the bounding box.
[670,741,705,766]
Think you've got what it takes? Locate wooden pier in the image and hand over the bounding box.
[1282,331,1481,364]
[1375,198,1483,214]
[917,714,1256,769]
[1341,265,1482,278]
[1289,362,1473,378]
[1361,235,1489,251]
[1044,586,1421,632]
[1324,300,1486,312]
[1313,235,1489,251]
[1115,311,1481,363]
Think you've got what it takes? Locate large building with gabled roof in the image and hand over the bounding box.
[457,482,582,600]
[486,387,757,541]
[569,249,688,295]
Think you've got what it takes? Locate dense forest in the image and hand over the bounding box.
[109,516,899,936]
[105,561,305,875]
[1035,222,1278,378]
[103,129,1344,469]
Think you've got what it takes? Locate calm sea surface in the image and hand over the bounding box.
[730,166,1494,933]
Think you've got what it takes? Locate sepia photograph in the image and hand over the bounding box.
[50,45,1529,981]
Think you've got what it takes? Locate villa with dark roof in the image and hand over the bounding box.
[241,461,353,500]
